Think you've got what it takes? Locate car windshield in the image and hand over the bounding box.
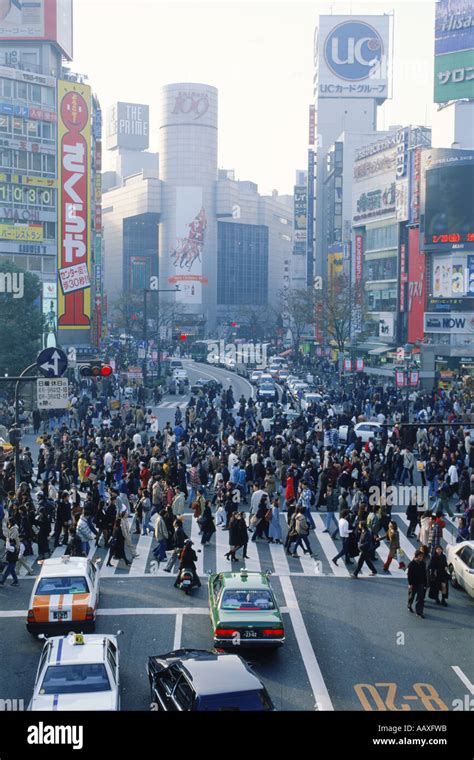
[197,689,274,711]
[221,590,275,610]
[40,664,111,694]
[36,576,89,596]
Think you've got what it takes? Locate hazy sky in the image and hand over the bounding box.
[73,0,443,195]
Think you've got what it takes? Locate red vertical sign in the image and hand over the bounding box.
[407,228,426,344]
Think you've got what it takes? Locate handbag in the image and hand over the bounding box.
[265,509,273,522]
[250,515,259,527]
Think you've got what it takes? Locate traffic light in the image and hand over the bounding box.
[179,334,188,342]
[8,426,21,446]
[79,362,113,378]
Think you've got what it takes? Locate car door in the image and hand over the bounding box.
[106,640,119,709]
[33,642,51,699]
[210,575,222,627]
[453,546,471,590]
[87,560,99,607]
[170,674,195,711]
[458,546,474,592]
[155,664,182,710]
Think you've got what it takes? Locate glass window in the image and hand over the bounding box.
[27,120,38,137]
[16,81,27,100]
[15,150,28,170]
[41,122,53,140]
[221,589,275,610]
[28,257,42,271]
[42,87,55,107]
[0,148,11,166]
[13,117,23,135]
[44,222,56,240]
[173,676,194,710]
[160,665,181,695]
[365,225,398,252]
[0,115,9,132]
[36,576,89,595]
[29,84,42,103]
[43,154,55,174]
[42,257,56,273]
[0,78,13,98]
[41,664,111,694]
[29,152,41,171]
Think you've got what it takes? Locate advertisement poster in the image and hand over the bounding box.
[0,0,73,59]
[168,186,208,305]
[316,15,391,100]
[407,228,426,344]
[468,255,474,295]
[42,281,57,348]
[57,80,92,331]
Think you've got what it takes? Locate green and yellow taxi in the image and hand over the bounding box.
[208,570,285,648]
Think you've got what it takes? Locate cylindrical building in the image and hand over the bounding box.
[159,83,218,331]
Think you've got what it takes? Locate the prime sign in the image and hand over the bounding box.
[106,102,150,151]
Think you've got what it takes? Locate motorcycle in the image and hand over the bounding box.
[177,567,195,595]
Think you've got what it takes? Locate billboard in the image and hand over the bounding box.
[407,228,426,344]
[315,15,391,101]
[420,148,474,251]
[168,187,208,305]
[106,102,150,151]
[0,0,73,60]
[379,312,394,338]
[434,0,474,102]
[57,80,92,331]
[432,254,471,297]
[42,281,57,348]
[424,312,474,334]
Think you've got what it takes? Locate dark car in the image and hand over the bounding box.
[148,649,275,711]
[257,382,278,403]
[191,379,223,395]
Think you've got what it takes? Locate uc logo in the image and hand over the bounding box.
[324,21,383,81]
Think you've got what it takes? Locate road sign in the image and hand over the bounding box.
[36,347,68,378]
[37,378,69,409]
[67,347,77,368]
[138,348,146,359]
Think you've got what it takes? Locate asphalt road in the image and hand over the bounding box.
[2,360,472,712]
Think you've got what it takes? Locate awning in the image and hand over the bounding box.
[368,346,393,356]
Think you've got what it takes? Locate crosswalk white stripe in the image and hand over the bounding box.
[50,546,66,559]
[280,576,333,711]
[128,534,153,576]
[313,515,350,578]
[215,526,231,572]
[395,518,421,561]
[268,525,290,576]
[190,515,204,577]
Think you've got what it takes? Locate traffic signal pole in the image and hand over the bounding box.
[12,362,38,488]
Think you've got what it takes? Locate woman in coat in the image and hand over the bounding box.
[406,496,419,538]
[381,520,405,572]
[264,469,276,498]
[428,545,449,606]
[267,498,283,544]
[419,510,432,546]
[199,502,216,546]
[225,513,242,562]
[106,518,131,567]
[34,507,51,560]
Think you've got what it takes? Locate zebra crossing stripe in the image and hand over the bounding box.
[128,534,153,576]
[190,514,205,577]
[312,515,350,578]
[375,540,407,578]
[215,525,230,573]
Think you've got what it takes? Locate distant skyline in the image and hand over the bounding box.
[72,0,448,195]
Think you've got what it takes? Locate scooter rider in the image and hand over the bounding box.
[174,539,201,588]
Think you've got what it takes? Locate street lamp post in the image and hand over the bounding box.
[145,283,180,386]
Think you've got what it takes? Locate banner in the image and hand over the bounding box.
[409,370,419,387]
[343,359,352,372]
[395,370,405,387]
[356,358,364,372]
[0,223,42,241]
[57,80,92,331]
[168,187,207,305]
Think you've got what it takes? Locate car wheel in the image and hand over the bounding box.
[449,564,459,589]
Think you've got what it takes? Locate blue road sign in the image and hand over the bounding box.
[36,347,68,378]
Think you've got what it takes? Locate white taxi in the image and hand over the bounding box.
[446,541,474,598]
[29,632,121,711]
[27,556,101,634]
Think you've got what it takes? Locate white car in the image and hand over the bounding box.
[446,541,474,598]
[338,422,387,444]
[250,370,263,384]
[173,369,189,384]
[290,381,309,397]
[27,556,101,634]
[29,632,121,711]
[300,392,323,411]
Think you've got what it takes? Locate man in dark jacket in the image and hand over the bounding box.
[407,549,428,617]
[352,522,378,578]
[53,493,72,547]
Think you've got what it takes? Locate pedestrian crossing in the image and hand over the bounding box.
[15,509,461,580]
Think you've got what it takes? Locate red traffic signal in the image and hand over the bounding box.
[230,322,238,328]
[179,334,187,341]
[80,362,113,378]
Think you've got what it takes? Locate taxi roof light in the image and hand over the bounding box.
[72,633,85,645]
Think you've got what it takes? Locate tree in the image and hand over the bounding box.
[314,274,367,354]
[0,262,43,376]
[281,288,316,354]
[221,304,278,341]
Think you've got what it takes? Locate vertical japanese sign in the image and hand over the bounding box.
[356,358,364,372]
[308,104,315,146]
[353,233,363,333]
[399,242,407,312]
[57,81,91,331]
[395,370,405,387]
